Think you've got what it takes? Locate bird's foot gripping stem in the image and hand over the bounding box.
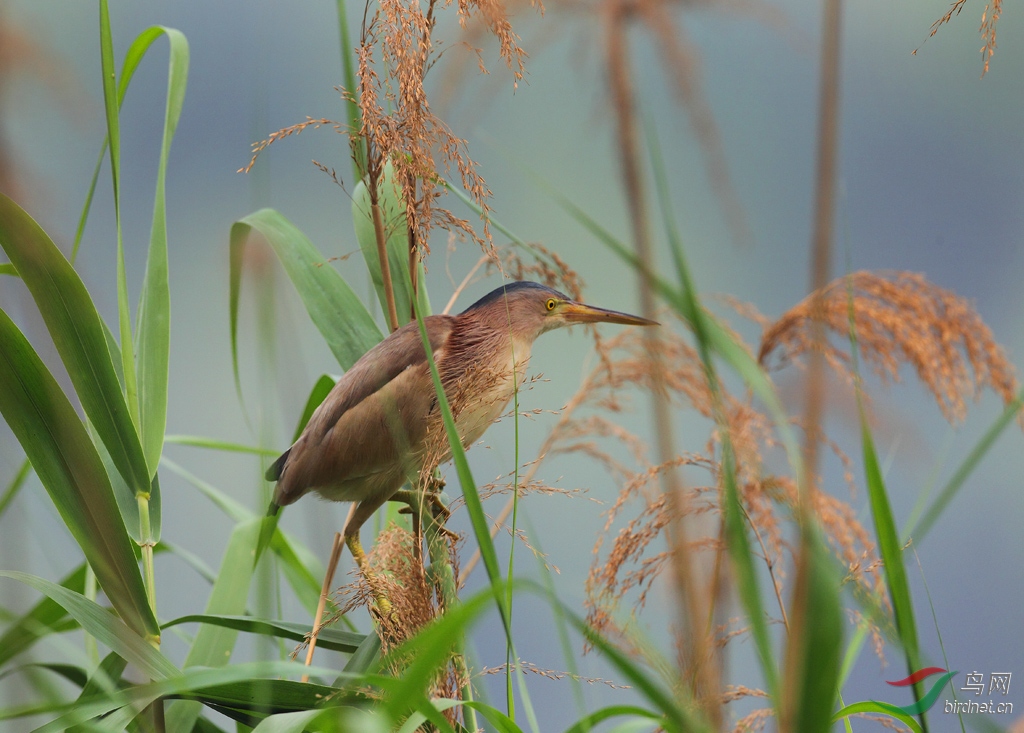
[346,533,396,620]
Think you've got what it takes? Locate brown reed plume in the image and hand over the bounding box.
[574,269,1016,729]
[758,271,1018,423]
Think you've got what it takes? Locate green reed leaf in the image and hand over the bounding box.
[133,26,189,477]
[291,374,338,443]
[162,614,364,654]
[0,565,86,669]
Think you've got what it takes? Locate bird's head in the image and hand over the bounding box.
[462,281,658,342]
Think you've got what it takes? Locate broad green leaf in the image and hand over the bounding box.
[291,374,338,443]
[352,162,430,326]
[0,572,175,679]
[340,629,382,675]
[160,457,325,615]
[229,208,383,397]
[134,26,189,476]
[0,564,86,668]
[28,660,338,733]
[0,194,150,497]
[0,313,157,638]
[161,614,364,654]
[166,518,262,732]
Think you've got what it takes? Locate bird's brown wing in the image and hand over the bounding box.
[271,315,453,506]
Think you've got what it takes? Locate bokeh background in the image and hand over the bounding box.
[1,0,1022,728]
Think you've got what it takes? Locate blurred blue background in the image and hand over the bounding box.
[1,0,1022,729]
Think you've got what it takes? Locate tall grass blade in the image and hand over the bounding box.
[335,0,365,180]
[0,194,150,498]
[133,26,189,475]
[99,0,141,432]
[782,531,843,733]
[0,572,175,679]
[164,435,280,456]
[352,162,430,324]
[0,310,157,638]
[646,123,781,706]
[229,209,383,396]
[859,405,926,727]
[909,388,1024,543]
[0,457,31,519]
[166,518,262,732]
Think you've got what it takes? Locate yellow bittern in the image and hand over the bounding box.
[264,281,655,663]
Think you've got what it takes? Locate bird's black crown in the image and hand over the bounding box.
[462,281,569,314]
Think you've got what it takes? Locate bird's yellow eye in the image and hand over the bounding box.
[545,298,557,311]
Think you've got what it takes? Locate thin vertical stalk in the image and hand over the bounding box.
[783,0,843,728]
[366,161,400,333]
[605,6,717,726]
[137,493,157,624]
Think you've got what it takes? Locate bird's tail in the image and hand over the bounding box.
[265,448,290,482]
[255,500,282,566]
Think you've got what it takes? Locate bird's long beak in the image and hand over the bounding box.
[561,302,659,326]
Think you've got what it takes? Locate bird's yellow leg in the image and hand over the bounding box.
[345,532,393,618]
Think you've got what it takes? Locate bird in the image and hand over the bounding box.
[264,281,656,655]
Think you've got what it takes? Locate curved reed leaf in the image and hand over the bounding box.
[161,614,364,654]
[0,572,174,679]
[0,313,157,638]
[132,26,189,477]
[0,565,85,669]
[229,208,383,397]
[560,705,663,733]
[832,700,922,733]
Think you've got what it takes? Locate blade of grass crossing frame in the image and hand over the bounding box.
[408,283,540,730]
[783,530,843,733]
[335,0,365,179]
[165,518,262,732]
[0,195,150,500]
[859,413,927,725]
[909,387,1024,543]
[0,457,31,519]
[229,209,383,398]
[135,26,188,475]
[645,123,781,705]
[0,311,157,639]
[99,0,141,431]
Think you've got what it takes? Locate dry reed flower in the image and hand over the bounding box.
[920,0,1002,75]
[758,271,1018,424]
[330,524,466,720]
